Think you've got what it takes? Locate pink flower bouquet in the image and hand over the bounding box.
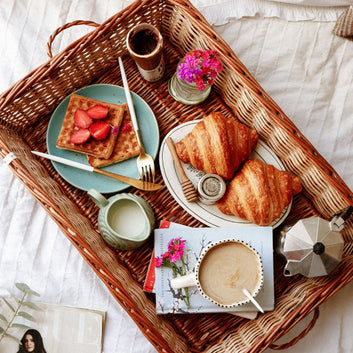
[155,237,190,308]
[177,49,223,90]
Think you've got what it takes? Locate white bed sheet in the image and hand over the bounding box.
[1,1,353,352]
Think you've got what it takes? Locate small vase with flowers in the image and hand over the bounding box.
[168,49,223,105]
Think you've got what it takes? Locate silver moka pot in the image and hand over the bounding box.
[276,206,352,278]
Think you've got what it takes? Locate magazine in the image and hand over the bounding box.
[0,302,105,353]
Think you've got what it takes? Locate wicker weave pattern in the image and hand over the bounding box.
[0,0,352,352]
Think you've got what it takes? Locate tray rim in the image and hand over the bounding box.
[0,0,353,352]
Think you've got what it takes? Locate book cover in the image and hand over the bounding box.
[0,302,105,353]
[154,226,274,314]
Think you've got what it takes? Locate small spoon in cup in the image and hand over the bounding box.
[242,288,264,313]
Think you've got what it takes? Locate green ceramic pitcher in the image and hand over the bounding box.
[88,189,155,250]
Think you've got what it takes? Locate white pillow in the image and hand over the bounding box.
[192,0,350,25]
[268,0,352,6]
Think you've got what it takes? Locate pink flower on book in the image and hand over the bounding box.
[155,257,163,267]
[154,237,190,308]
[167,237,186,262]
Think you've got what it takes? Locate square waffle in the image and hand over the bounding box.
[56,94,125,159]
[87,104,140,168]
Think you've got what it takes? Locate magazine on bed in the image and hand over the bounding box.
[0,301,105,353]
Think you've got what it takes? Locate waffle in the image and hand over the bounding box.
[87,104,140,168]
[56,94,125,159]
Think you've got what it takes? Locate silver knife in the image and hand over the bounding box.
[31,151,163,191]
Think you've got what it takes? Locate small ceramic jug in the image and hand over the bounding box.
[88,189,155,250]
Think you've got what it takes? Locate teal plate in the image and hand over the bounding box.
[47,84,159,194]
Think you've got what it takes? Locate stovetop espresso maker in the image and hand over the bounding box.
[275,206,352,278]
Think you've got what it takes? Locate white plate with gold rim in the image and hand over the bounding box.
[159,120,291,228]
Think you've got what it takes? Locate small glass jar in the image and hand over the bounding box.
[197,174,226,205]
[168,73,211,105]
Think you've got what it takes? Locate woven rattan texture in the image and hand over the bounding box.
[1,0,353,352]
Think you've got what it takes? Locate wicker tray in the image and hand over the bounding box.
[1,0,353,352]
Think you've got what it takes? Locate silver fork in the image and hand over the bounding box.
[118,57,155,183]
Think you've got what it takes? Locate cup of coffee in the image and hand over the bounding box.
[171,239,264,308]
[126,23,165,82]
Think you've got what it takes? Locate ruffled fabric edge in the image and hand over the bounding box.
[192,0,349,25]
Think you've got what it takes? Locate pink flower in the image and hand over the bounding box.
[168,237,185,253]
[155,237,187,265]
[167,237,186,263]
[111,125,119,135]
[177,49,223,90]
[155,237,190,309]
[155,257,163,267]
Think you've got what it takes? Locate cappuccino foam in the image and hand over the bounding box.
[198,242,262,305]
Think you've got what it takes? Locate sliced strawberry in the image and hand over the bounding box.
[87,105,109,119]
[70,129,90,144]
[90,122,110,140]
[74,109,92,129]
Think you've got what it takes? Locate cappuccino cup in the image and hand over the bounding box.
[171,239,264,308]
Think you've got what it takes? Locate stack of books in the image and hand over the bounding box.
[144,220,275,319]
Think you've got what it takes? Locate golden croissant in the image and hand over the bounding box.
[175,112,258,180]
[217,158,302,226]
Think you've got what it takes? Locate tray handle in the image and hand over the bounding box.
[47,20,100,58]
[270,307,320,350]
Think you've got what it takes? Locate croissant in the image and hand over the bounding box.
[175,112,258,180]
[217,158,302,226]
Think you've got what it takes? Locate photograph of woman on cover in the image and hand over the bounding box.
[17,329,47,353]
[0,302,104,353]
